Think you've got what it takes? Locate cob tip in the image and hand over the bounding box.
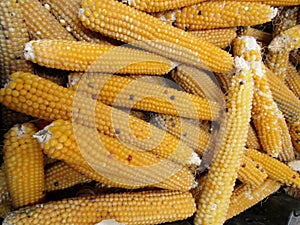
[189,151,202,166]
[33,123,53,147]
[270,7,278,20]
[16,124,26,139]
[288,160,300,172]
[234,57,249,73]
[24,41,37,61]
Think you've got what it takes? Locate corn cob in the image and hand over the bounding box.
[73,73,220,121]
[18,0,74,40]
[161,1,276,31]
[189,29,237,49]
[277,111,295,162]
[240,27,272,43]
[45,161,92,192]
[170,64,225,102]
[79,0,234,73]
[235,0,300,6]
[226,179,281,220]
[41,0,108,43]
[245,148,300,187]
[272,6,298,37]
[3,190,196,225]
[0,0,33,86]
[3,123,45,209]
[234,36,283,157]
[149,113,210,156]
[121,0,207,13]
[265,68,300,153]
[37,119,196,190]
[25,39,175,75]
[0,0,35,132]
[0,165,10,206]
[238,154,268,187]
[266,25,300,80]
[0,72,197,163]
[194,58,254,225]
[285,62,300,99]
[246,124,261,149]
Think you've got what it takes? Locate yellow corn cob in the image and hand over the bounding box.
[189,29,237,49]
[285,62,300,99]
[41,0,108,43]
[272,6,298,37]
[235,0,300,6]
[234,36,282,157]
[0,0,33,86]
[0,0,34,131]
[266,25,300,80]
[0,72,196,162]
[246,124,261,149]
[45,161,92,192]
[79,0,234,73]
[170,64,225,102]
[277,110,295,162]
[121,0,207,13]
[18,0,74,40]
[265,68,300,153]
[73,73,220,121]
[3,123,45,209]
[226,179,281,220]
[163,1,276,31]
[37,119,196,190]
[194,58,254,225]
[25,39,175,75]
[238,154,268,187]
[0,165,10,205]
[3,190,196,225]
[240,27,272,43]
[149,113,210,156]
[245,148,300,187]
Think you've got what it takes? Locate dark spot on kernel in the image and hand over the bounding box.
[225,108,228,113]
[129,94,134,100]
[54,181,59,187]
[292,174,297,179]
[5,35,9,40]
[239,80,244,85]
[241,163,246,168]
[88,83,94,88]
[171,122,176,127]
[261,169,265,173]
[183,132,187,137]
[15,55,21,60]
[115,129,120,135]
[296,130,300,134]
[1,26,7,31]
[296,140,300,143]
[172,21,177,26]
[163,89,168,94]
[256,164,260,169]
[198,11,202,15]
[168,117,174,122]
[184,26,190,31]
[170,95,175,100]
[91,94,97,100]
[127,155,132,161]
